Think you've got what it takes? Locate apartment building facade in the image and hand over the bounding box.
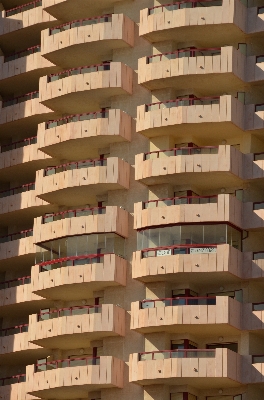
[0,0,264,399]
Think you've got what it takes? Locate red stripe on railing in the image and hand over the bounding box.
[4,46,41,63]
[0,374,26,386]
[1,136,37,153]
[39,254,107,272]
[144,146,218,160]
[0,324,29,337]
[42,207,106,223]
[2,91,39,108]
[50,14,112,34]
[44,158,107,175]
[147,47,221,62]
[0,229,33,243]
[140,297,216,308]
[0,183,35,197]
[35,356,100,372]
[141,243,217,258]
[148,0,221,13]
[46,110,109,128]
[48,62,111,82]
[139,349,215,360]
[143,195,217,208]
[38,305,102,320]
[145,96,220,111]
[0,276,31,289]
[6,0,41,16]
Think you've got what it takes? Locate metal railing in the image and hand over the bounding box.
[143,195,217,208]
[0,374,26,386]
[48,62,111,82]
[141,244,217,258]
[0,183,35,199]
[148,0,222,14]
[6,0,42,17]
[42,207,106,223]
[253,201,264,210]
[50,14,112,34]
[140,297,216,308]
[145,96,220,112]
[0,324,28,337]
[139,349,215,360]
[0,136,37,153]
[46,110,109,129]
[0,276,31,290]
[2,91,39,108]
[38,305,102,321]
[44,158,107,176]
[144,146,218,160]
[39,254,106,272]
[35,356,100,372]
[4,45,41,63]
[147,47,221,63]
[0,229,33,244]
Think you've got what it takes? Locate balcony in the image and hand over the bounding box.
[37,109,132,159]
[0,275,48,316]
[134,194,242,230]
[35,157,130,205]
[136,95,244,139]
[129,348,242,387]
[0,376,27,400]
[33,206,129,243]
[0,1,57,53]
[132,244,243,283]
[43,0,130,20]
[131,296,241,335]
[139,0,246,44]
[0,229,35,269]
[0,136,58,181]
[39,62,133,114]
[0,91,56,137]
[31,253,127,300]
[0,46,58,96]
[138,47,245,93]
[135,145,244,189]
[26,356,124,398]
[41,14,134,68]
[28,304,125,348]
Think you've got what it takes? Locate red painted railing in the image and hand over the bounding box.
[42,207,106,223]
[141,244,217,258]
[0,374,26,386]
[4,45,41,63]
[253,251,264,260]
[50,14,112,34]
[35,356,100,372]
[147,47,221,63]
[1,136,37,153]
[0,183,35,198]
[39,254,106,272]
[143,195,217,208]
[148,0,222,14]
[46,110,109,129]
[139,349,215,360]
[2,91,39,108]
[48,62,111,82]
[140,297,216,308]
[253,201,264,210]
[0,276,31,290]
[6,0,41,17]
[0,324,28,337]
[38,305,102,321]
[144,146,218,160]
[0,229,33,244]
[44,158,107,176]
[145,96,220,111]
[254,152,264,161]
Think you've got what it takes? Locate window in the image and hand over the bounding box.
[206,342,238,353]
[207,289,243,303]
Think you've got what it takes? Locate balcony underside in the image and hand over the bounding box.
[0,297,50,319]
[43,40,132,70]
[138,171,243,190]
[39,134,129,160]
[142,22,246,45]
[37,183,127,206]
[141,72,246,94]
[31,330,120,350]
[0,253,35,272]
[0,347,49,367]
[137,120,244,139]
[134,376,241,389]
[41,87,129,114]
[29,383,115,399]
[0,202,54,226]
[0,158,58,183]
